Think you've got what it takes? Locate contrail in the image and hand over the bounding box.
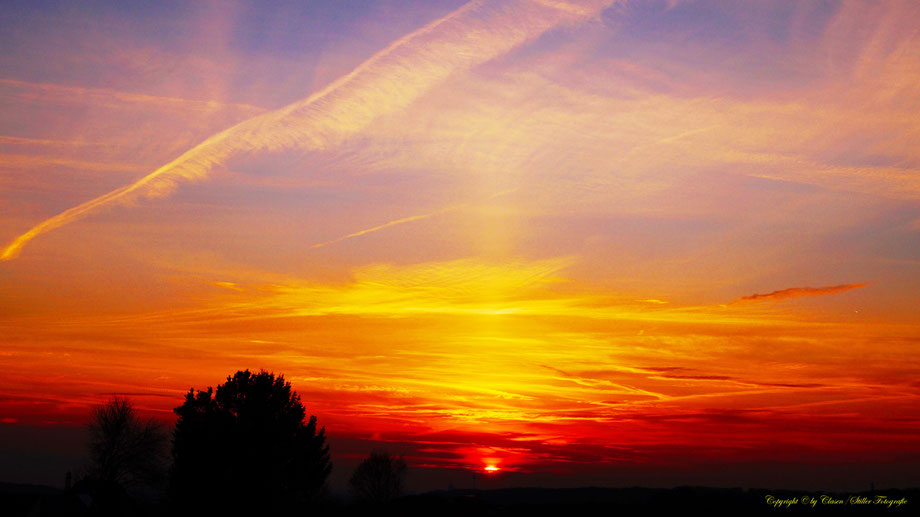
[1,0,610,261]
[310,188,517,249]
[310,206,462,250]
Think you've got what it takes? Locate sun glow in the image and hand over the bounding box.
[484,465,501,474]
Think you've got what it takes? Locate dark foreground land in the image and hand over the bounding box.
[3,483,916,516]
[389,487,915,516]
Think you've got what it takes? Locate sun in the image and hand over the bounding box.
[484,465,500,474]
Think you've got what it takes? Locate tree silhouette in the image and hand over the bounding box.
[83,396,168,515]
[169,369,331,514]
[86,396,168,490]
[349,450,407,505]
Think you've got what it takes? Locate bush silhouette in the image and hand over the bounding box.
[349,450,407,505]
[170,369,331,513]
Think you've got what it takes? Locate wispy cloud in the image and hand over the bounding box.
[0,78,266,114]
[310,205,462,250]
[735,283,868,303]
[310,189,516,249]
[0,1,608,261]
[0,153,147,173]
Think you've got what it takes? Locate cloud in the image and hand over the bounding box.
[6,1,920,263]
[309,189,515,249]
[0,0,609,261]
[309,208,457,250]
[0,78,266,115]
[0,153,147,174]
[735,283,868,303]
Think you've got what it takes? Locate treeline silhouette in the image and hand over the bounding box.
[28,369,405,516]
[8,369,918,516]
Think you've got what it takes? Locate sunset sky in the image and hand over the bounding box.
[1,0,919,491]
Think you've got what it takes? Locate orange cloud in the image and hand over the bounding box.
[735,283,868,303]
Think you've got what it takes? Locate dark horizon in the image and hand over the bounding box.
[2,0,920,508]
[3,420,917,494]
